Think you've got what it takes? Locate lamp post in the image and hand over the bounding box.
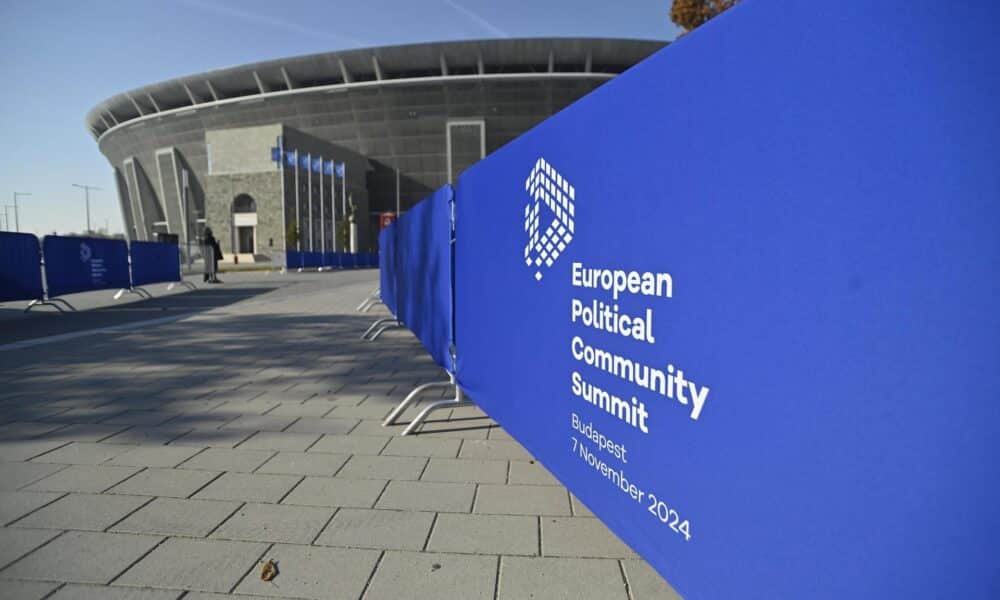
[71,184,100,234]
[12,192,31,232]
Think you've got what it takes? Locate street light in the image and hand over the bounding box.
[71,184,100,234]
[12,192,30,232]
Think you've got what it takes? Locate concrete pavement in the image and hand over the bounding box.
[0,270,680,599]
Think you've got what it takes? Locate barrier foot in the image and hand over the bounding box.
[49,298,76,311]
[134,287,152,299]
[166,283,175,291]
[113,288,126,300]
[361,317,396,340]
[24,299,69,313]
[356,288,381,312]
[370,322,402,341]
[362,300,384,313]
[401,386,471,436]
[384,377,454,426]
[180,281,197,290]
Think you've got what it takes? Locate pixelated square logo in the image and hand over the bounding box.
[524,158,574,280]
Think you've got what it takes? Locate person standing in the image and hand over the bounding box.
[201,227,223,283]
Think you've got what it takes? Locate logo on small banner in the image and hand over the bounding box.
[524,158,574,280]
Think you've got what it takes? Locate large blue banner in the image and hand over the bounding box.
[395,185,454,373]
[454,1,999,598]
[285,251,304,270]
[378,225,397,316]
[43,236,130,298]
[302,251,323,269]
[130,241,181,286]
[0,232,44,302]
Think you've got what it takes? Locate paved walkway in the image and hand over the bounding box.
[0,271,680,599]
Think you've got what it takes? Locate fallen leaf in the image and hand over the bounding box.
[261,559,279,582]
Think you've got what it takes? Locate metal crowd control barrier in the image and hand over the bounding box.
[0,232,72,312]
[362,228,401,340]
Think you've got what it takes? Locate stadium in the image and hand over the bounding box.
[86,38,665,265]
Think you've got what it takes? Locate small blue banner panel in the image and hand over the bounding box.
[378,225,397,316]
[285,251,304,270]
[0,232,44,302]
[395,185,455,373]
[129,241,181,286]
[43,236,131,298]
[453,1,999,598]
[302,252,323,269]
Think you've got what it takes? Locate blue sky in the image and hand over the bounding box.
[0,0,679,236]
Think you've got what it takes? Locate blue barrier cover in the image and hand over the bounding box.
[395,185,454,373]
[130,241,181,286]
[378,226,397,315]
[285,251,304,270]
[454,2,999,598]
[343,253,357,268]
[302,251,323,269]
[322,252,336,268]
[0,232,44,302]
[43,236,130,297]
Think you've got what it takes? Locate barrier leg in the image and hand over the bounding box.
[384,377,454,426]
[361,317,396,340]
[362,300,385,313]
[401,385,472,436]
[49,298,76,311]
[24,299,68,313]
[180,281,197,290]
[370,321,402,341]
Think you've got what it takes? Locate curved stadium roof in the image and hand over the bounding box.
[86,38,667,140]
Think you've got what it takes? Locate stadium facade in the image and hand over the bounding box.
[87,38,665,264]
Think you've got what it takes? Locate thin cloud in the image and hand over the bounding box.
[444,0,510,38]
[180,0,367,47]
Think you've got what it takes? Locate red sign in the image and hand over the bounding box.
[380,212,398,229]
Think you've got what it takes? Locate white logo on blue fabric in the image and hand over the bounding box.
[524,158,574,280]
[79,242,92,263]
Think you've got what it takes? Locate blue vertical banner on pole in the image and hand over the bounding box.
[378,225,397,316]
[129,241,181,286]
[43,236,131,297]
[0,232,44,302]
[453,1,999,598]
[395,185,455,373]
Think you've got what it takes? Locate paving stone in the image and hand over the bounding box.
[101,427,192,446]
[498,556,629,600]
[381,436,461,458]
[177,448,275,473]
[12,493,150,531]
[102,410,178,426]
[420,458,508,484]
[193,472,301,503]
[621,559,683,600]
[41,407,124,424]
[47,584,183,599]
[211,503,333,544]
[376,481,475,513]
[0,527,61,569]
[236,431,320,452]
[284,418,359,435]
[109,468,219,499]
[105,445,203,468]
[221,415,298,432]
[327,403,392,419]
[459,439,533,461]
[41,424,130,443]
[169,428,255,448]
[336,455,427,480]
[2,531,162,584]
[0,463,67,491]
[24,465,141,493]
[0,579,61,599]
[0,440,72,462]
[570,494,595,517]
[315,508,434,551]
[281,477,386,509]
[116,538,267,593]
[427,513,538,556]
[28,442,127,465]
[111,497,241,537]
[542,517,636,558]
[264,401,335,417]
[488,426,515,441]
[475,484,571,516]
[364,550,497,600]
[161,413,234,430]
[307,434,389,456]
[255,451,348,477]
[0,491,62,525]
[183,594,281,600]
[0,422,66,441]
[509,461,561,485]
[233,544,379,599]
